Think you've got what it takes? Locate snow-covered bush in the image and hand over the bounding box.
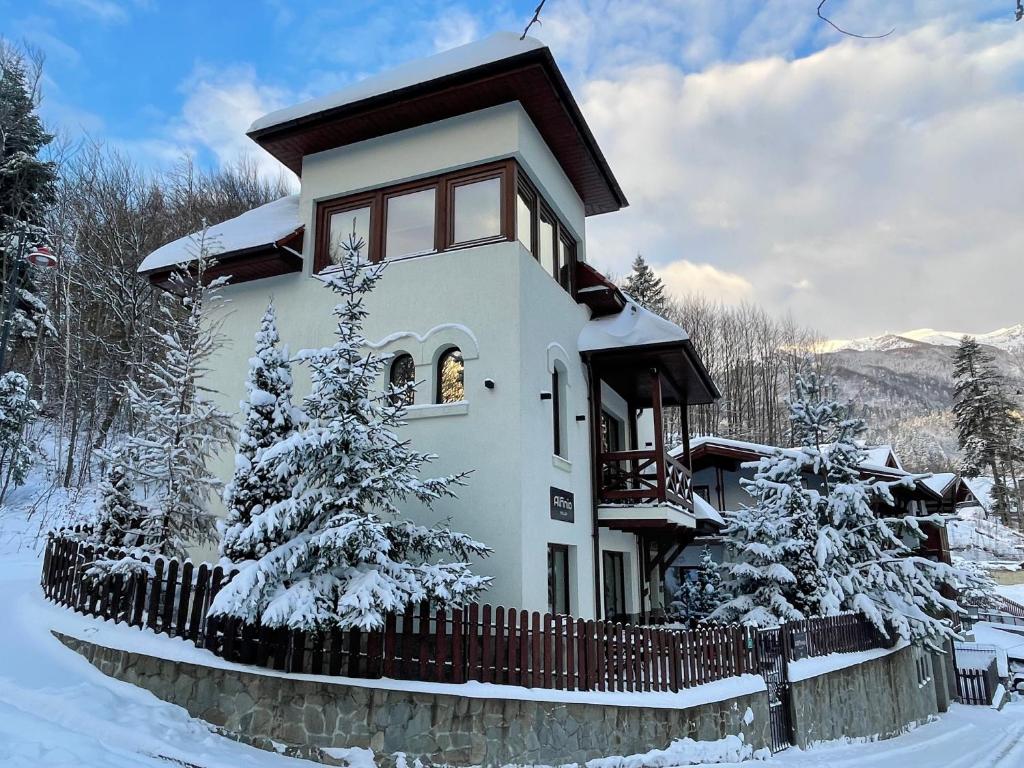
[210,234,491,632]
[670,545,724,622]
[0,370,39,501]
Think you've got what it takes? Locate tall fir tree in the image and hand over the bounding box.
[711,451,807,627]
[89,459,146,549]
[220,302,301,563]
[210,236,491,631]
[623,254,669,316]
[952,335,1017,523]
[0,44,57,344]
[0,370,38,502]
[115,244,234,558]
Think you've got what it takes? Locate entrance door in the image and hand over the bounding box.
[602,551,626,621]
[756,628,793,752]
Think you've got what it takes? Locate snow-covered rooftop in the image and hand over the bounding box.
[691,493,725,527]
[138,195,301,273]
[578,299,689,353]
[681,436,912,477]
[920,472,957,495]
[249,33,545,134]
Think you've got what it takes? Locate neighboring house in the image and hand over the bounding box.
[137,33,718,623]
[663,436,957,604]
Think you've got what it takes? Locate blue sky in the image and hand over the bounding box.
[9,1,1024,337]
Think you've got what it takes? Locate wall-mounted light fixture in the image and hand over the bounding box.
[575,415,586,422]
[483,378,495,390]
[539,391,552,401]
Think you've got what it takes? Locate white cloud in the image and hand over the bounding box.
[170,65,296,186]
[577,21,1024,336]
[430,6,482,52]
[44,0,136,23]
[657,260,754,304]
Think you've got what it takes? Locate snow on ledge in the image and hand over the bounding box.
[578,299,689,353]
[788,641,909,682]
[37,591,766,711]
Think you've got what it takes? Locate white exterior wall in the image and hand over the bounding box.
[200,102,632,618]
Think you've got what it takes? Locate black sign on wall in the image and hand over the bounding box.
[791,630,809,660]
[550,487,575,523]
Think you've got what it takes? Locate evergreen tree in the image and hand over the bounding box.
[0,44,57,344]
[671,545,724,621]
[711,451,807,627]
[220,302,301,563]
[952,336,1016,523]
[116,244,234,558]
[623,254,668,316]
[0,370,37,501]
[808,384,966,646]
[89,459,146,549]
[210,236,491,632]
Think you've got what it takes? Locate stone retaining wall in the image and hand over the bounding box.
[789,644,939,748]
[55,632,769,766]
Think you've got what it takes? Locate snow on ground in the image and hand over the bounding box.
[996,583,1024,605]
[948,504,1024,564]
[0,513,321,768]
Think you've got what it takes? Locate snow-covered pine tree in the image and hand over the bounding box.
[0,44,57,346]
[807,382,966,646]
[116,239,234,558]
[623,254,668,316]
[671,545,724,622]
[89,458,146,549]
[711,450,807,627]
[210,234,491,632]
[220,302,301,563]
[0,370,38,501]
[952,335,1017,524]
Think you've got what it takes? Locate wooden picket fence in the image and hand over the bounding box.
[955,657,999,706]
[40,532,893,695]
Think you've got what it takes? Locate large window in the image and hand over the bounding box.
[313,160,577,298]
[385,188,436,259]
[389,353,416,406]
[547,544,570,615]
[436,347,465,404]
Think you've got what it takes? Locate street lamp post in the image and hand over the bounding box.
[0,227,57,374]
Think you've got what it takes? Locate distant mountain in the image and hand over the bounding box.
[821,324,1024,354]
[820,325,1024,473]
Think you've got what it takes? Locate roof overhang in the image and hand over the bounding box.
[584,340,721,406]
[246,48,627,217]
[142,229,304,294]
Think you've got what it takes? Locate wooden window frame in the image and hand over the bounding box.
[514,169,578,298]
[314,160,515,273]
[435,346,465,405]
[602,550,626,620]
[388,352,416,406]
[552,369,562,458]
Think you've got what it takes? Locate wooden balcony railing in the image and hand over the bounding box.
[598,449,693,509]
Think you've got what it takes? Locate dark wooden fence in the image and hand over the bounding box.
[955,657,999,706]
[41,532,894,695]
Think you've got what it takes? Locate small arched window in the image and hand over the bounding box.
[436,347,465,404]
[389,353,416,406]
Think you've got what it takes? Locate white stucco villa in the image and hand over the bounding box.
[139,33,720,622]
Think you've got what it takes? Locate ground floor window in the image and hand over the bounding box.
[547,544,570,615]
[602,551,626,620]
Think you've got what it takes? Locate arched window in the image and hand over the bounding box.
[389,353,416,406]
[436,347,465,404]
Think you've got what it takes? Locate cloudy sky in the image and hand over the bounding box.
[8,0,1024,338]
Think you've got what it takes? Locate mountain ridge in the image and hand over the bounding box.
[821,324,1024,354]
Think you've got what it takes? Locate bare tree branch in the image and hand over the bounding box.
[521,0,547,40]
[817,0,894,39]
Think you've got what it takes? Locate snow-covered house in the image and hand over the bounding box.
[671,436,955,574]
[138,33,718,622]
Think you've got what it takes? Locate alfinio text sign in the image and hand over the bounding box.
[550,487,575,523]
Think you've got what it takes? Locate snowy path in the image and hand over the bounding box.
[0,531,318,768]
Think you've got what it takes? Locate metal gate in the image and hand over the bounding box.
[756,628,793,752]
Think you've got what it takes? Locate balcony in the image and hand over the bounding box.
[598,449,694,509]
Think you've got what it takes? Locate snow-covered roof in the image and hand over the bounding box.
[578,299,689,353]
[681,436,911,477]
[920,472,957,496]
[863,445,901,470]
[249,33,545,134]
[691,493,725,527]
[963,477,996,513]
[139,195,301,273]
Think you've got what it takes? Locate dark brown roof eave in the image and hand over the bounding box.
[246,48,628,215]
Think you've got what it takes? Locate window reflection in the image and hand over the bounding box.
[539,212,556,279]
[329,206,371,264]
[437,347,465,404]
[386,188,436,259]
[516,191,532,252]
[389,353,416,406]
[453,177,501,244]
